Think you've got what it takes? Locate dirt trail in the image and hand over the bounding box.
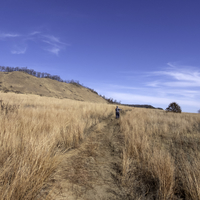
[53,113,126,200]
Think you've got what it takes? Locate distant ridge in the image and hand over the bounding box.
[0,71,108,103]
[121,104,163,110]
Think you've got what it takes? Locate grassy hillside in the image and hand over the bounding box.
[0,71,107,103]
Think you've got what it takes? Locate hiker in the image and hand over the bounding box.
[115,106,122,119]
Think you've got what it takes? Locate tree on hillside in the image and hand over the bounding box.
[36,72,41,78]
[166,102,182,113]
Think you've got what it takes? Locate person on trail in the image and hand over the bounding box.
[115,106,122,119]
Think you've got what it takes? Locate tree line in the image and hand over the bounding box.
[0,66,121,104]
[0,66,70,82]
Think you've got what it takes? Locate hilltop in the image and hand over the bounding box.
[0,71,107,103]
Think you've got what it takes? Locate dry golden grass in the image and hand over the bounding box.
[1,90,200,200]
[119,108,200,199]
[0,71,107,103]
[0,92,114,200]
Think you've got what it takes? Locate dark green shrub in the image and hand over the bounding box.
[166,102,182,113]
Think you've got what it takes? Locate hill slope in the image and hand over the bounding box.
[0,71,107,103]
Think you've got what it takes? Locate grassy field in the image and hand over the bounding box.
[0,92,200,199]
[119,108,200,199]
[0,92,114,200]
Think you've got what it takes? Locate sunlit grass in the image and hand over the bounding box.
[0,92,114,199]
[119,108,200,199]
[1,91,200,199]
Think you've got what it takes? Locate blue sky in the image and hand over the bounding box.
[0,0,200,113]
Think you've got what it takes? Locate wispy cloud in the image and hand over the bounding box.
[42,40,54,46]
[0,33,20,38]
[47,47,60,55]
[29,31,40,35]
[148,63,200,88]
[163,81,200,87]
[11,47,26,54]
[43,35,61,43]
[107,84,142,90]
[0,31,68,55]
[146,81,160,87]
[96,63,200,112]
[108,83,199,99]
[42,35,68,55]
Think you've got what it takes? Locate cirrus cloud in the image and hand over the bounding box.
[0,31,69,55]
[148,63,200,87]
[0,33,20,38]
[94,63,200,113]
[11,48,26,54]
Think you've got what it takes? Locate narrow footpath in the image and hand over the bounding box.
[53,113,127,200]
